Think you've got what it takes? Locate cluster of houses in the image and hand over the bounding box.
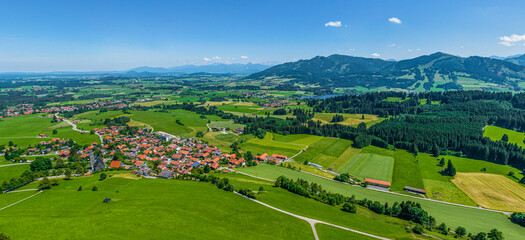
[262,100,289,108]
[0,99,130,119]
[65,126,290,178]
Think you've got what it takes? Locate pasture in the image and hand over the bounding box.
[0,114,99,147]
[236,164,525,239]
[337,153,394,182]
[293,137,353,168]
[240,133,304,157]
[483,125,525,148]
[311,113,384,127]
[451,172,525,212]
[0,164,30,182]
[0,173,313,240]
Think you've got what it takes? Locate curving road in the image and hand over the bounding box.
[56,113,103,144]
[234,192,390,240]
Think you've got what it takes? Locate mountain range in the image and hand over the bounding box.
[129,63,272,74]
[246,52,525,91]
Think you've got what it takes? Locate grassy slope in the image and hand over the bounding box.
[0,114,99,147]
[315,224,377,240]
[236,164,524,239]
[483,125,525,148]
[240,133,304,157]
[293,137,353,168]
[0,173,313,240]
[337,153,394,182]
[0,164,30,182]
[218,173,413,239]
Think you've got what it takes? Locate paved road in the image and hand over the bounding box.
[234,192,390,240]
[0,163,31,168]
[56,113,103,143]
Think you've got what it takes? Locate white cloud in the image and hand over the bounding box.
[325,21,342,27]
[371,53,381,57]
[499,41,514,47]
[407,49,413,52]
[460,45,465,49]
[212,56,221,60]
[388,17,402,24]
[241,56,249,59]
[498,33,525,47]
[388,43,396,47]
[203,57,211,61]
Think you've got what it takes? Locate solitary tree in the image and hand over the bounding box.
[501,134,509,142]
[78,186,83,191]
[439,158,445,166]
[203,164,211,173]
[65,168,72,180]
[487,229,503,240]
[455,226,466,237]
[92,185,98,191]
[0,233,11,240]
[446,160,456,176]
[52,129,58,135]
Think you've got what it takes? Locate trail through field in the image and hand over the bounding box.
[0,190,42,211]
[234,192,390,240]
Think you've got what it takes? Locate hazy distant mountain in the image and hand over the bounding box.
[489,54,522,60]
[129,63,272,74]
[246,52,525,91]
[505,54,525,66]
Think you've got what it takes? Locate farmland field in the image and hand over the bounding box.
[337,153,394,182]
[0,173,314,240]
[451,172,525,212]
[236,164,525,239]
[311,113,384,127]
[483,125,525,148]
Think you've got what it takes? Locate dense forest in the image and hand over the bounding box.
[237,91,525,169]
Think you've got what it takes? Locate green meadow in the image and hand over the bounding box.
[0,114,99,147]
[236,164,524,240]
[337,153,394,182]
[0,173,313,240]
[483,125,525,148]
[0,164,30,182]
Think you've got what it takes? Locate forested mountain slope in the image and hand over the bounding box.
[246,52,525,91]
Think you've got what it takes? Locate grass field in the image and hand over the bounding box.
[240,133,304,157]
[209,120,245,130]
[281,162,335,179]
[360,146,425,192]
[76,109,227,138]
[483,125,525,148]
[0,164,30,182]
[219,172,415,239]
[236,164,525,239]
[451,172,525,212]
[311,113,384,127]
[0,173,314,239]
[315,224,376,240]
[0,114,99,147]
[337,153,394,182]
[293,137,353,168]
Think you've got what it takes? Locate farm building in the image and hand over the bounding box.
[404,186,427,195]
[365,178,391,189]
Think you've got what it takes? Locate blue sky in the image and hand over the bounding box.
[0,0,525,71]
